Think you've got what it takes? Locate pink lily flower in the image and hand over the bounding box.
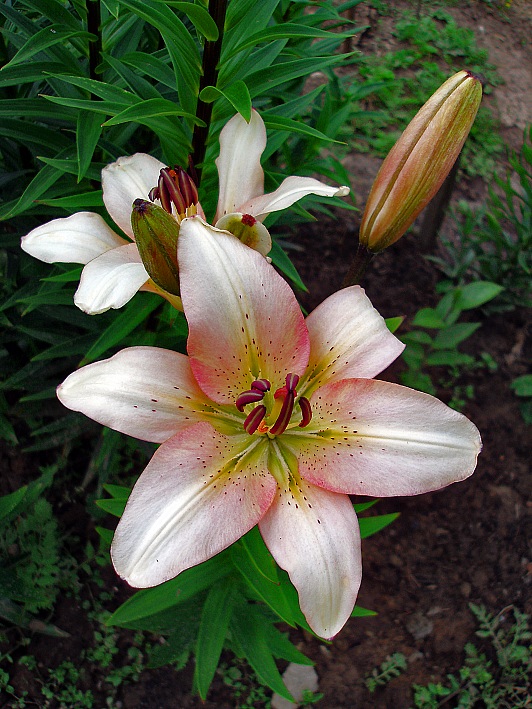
[57,218,481,638]
[21,110,349,315]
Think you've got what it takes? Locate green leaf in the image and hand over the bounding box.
[159,1,219,41]
[425,351,475,367]
[402,330,433,346]
[76,111,103,182]
[263,115,342,144]
[107,554,232,626]
[3,26,95,69]
[269,241,307,292]
[0,486,28,522]
[199,81,252,122]
[231,600,294,702]
[95,497,127,517]
[229,22,352,56]
[510,374,532,397]
[0,161,64,220]
[0,61,72,88]
[432,322,481,350]
[246,55,352,98]
[103,483,132,499]
[358,513,399,539]
[37,191,104,208]
[194,580,235,699]
[351,605,377,617]
[232,528,294,627]
[454,282,504,310]
[385,316,403,334]
[400,371,436,396]
[80,293,161,365]
[353,500,378,513]
[411,308,446,329]
[262,624,313,665]
[102,98,201,127]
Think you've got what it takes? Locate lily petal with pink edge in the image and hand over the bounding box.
[57,217,481,639]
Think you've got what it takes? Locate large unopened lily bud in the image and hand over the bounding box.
[359,70,482,252]
[132,199,181,295]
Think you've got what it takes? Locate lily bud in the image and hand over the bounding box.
[215,213,272,256]
[359,70,482,252]
[131,199,181,295]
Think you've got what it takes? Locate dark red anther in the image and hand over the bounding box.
[176,166,198,207]
[150,166,198,216]
[269,389,295,436]
[244,405,267,435]
[285,373,299,392]
[160,169,186,214]
[298,396,312,428]
[251,379,270,393]
[236,389,265,412]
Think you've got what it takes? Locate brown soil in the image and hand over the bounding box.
[2,2,531,708]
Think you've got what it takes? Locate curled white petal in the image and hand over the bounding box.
[21,212,126,265]
[74,242,148,314]
[239,176,350,221]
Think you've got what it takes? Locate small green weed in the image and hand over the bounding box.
[220,662,273,708]
[431,126,532,312]
[400,282,502,406]
[412,604,531,708]
[353,8,504,179]
[365,652,408,692]
[510,374,532,424]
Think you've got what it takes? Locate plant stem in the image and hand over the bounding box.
[342,242,375,287]
[87,0,102,84]
[191,0,228,187]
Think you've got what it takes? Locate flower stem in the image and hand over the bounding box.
[342,243,375,287]
[191,0,228,187]
[86,0,102,84]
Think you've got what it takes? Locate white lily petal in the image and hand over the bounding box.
[102,153,166,238]
[301,286,404,396]
[260,479,361,640]
[239,176,350,221]
[288,379,482,496]
[214,110,266,222]
[21,212,127,265]
[111,424,276,587]
[57,347,214,443]
[74,242,148,314]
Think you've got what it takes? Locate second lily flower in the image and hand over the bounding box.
[21,110,349,314]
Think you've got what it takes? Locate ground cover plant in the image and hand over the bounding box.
[1,1,530,707]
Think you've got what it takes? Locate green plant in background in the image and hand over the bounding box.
[353,7,503,178]
[412,604,531,708]
[400,281,503,405]
[510,374,532,424]
[431,125,532,312]
[365,652,408,693]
